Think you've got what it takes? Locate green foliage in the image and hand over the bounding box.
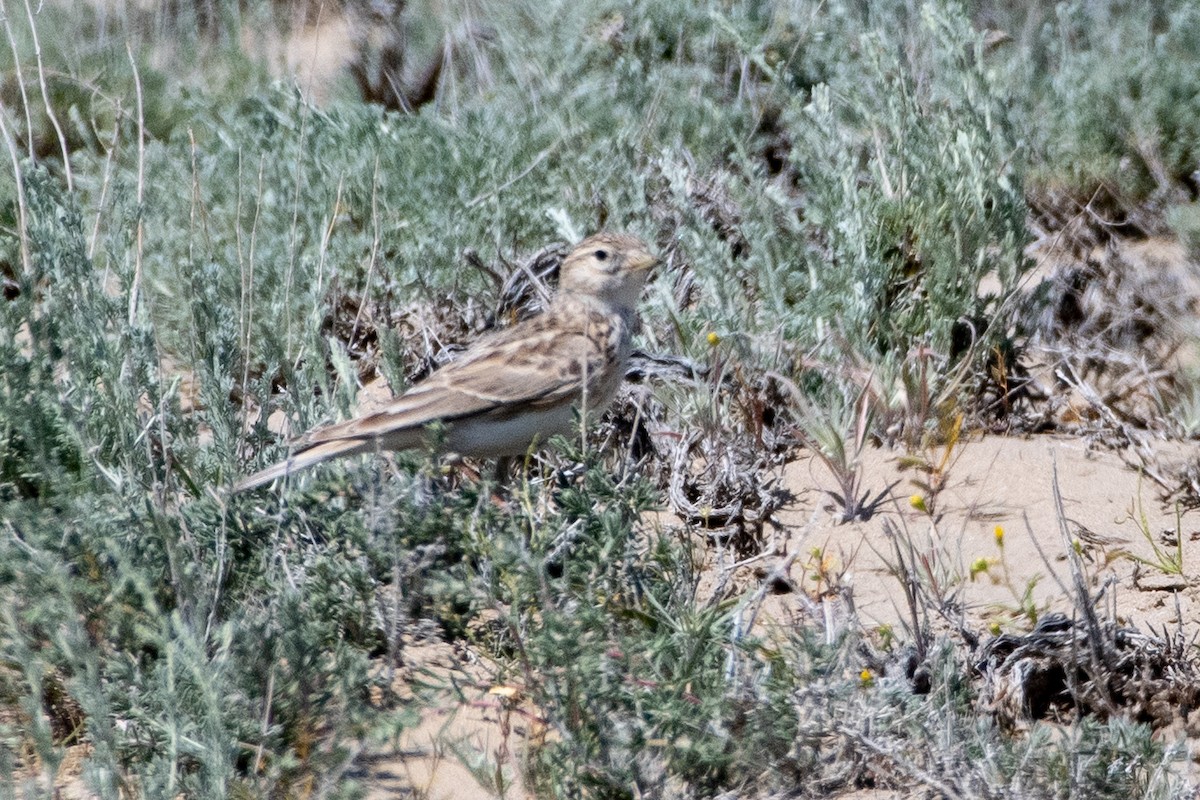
[1010,1,1200,197]
[787,2,1027,393]
[483,450,742,795]
[952,0,1200,201]
[1,0,1197,797]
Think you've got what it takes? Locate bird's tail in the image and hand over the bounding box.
[232,438,374,493]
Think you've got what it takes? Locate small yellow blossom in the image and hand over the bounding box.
[706,331,722,346]
[989,622,1002,636]
[909,494,928,513]
[994,525,1005,547]
[859,668,874,687]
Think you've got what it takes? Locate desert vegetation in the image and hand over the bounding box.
[4,1,1200,797]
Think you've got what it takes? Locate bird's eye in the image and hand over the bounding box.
[594,249,609,261]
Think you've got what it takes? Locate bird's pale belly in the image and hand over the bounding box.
[442,402,580,459]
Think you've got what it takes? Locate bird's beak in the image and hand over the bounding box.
[629,252,659,274]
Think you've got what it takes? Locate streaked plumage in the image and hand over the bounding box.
[234,232,656,492]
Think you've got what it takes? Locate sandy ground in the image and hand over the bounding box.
[355,642,531,800]
[773,434,1197,633]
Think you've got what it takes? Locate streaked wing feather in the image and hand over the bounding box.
[296,305,614,449]
[232,437,375,492]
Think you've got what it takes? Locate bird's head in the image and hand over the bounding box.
[557,232,658,309]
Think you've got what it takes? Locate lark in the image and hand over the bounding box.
[234,232,657,492]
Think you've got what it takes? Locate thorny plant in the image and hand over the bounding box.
[879,514,968,665]
[785,334,977,525]
[782,375,891,524]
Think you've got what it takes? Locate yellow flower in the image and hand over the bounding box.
[706,331,722,346]
[988,622,1002,636]
[994,525,1005,547]
[909,494,928,513]
[859,668,874,687]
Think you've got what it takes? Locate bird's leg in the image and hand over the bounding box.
[480,456,513,509]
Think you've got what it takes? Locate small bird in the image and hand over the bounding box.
[234,232,658,492]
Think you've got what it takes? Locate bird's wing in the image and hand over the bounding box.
[295,302,620,449]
